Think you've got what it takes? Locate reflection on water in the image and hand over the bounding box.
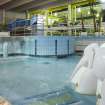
[3,42,8,58]
[16,87,80,105]
[0,56,96,105]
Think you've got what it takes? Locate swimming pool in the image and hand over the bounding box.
[0,55,96,105]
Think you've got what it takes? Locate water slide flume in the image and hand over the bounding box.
[70,43,105,105]
[93,45,105,105]
[70,43,98,95]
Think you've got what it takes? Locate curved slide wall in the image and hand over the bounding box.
[0,36,75,57]
[23,36,75,56]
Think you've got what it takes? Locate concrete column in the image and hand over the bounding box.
[26,10,30,19]
[68,4,72,24]
[74,6,77,22]
[74,6,77,36]
[50,11,53,36]
[45,10,49,27]
[44,10,49,36]
[2,9,6,25]
[72,6,76,22]
[68,4,72,35]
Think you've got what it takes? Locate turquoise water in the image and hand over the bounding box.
[0,56,96,105]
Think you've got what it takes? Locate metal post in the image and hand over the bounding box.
[74,6,77,22]
[55,40,57,56]
[44,10,49,36]
[74,6,77,36]
[68,4,72,35]
[67,40,69,56]
[35,40,37,56]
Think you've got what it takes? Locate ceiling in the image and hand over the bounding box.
[0,0,98,12]
[0,0,69,12]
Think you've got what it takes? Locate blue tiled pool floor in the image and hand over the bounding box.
[0,56,96,105]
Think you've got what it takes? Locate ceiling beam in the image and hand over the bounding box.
[13,0,60,12]
[2,0,34,10]
[0,0,11,6]
[30,0,67,13]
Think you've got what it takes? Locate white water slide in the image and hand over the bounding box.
[70,43,105,105]
[70,43,99,95]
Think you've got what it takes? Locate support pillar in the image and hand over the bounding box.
[2,9,6,25]
[26,10,31,19]
[68,4,72,35]
[44,10,49,36]
[74,6,77,36]
[74,6,77,22]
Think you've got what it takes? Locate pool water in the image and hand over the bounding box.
[0,56,96,105]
